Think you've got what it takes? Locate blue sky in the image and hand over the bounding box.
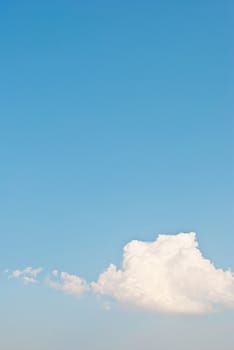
[0,1,233,349]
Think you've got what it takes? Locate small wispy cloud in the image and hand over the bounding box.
[46,270,89,296]
[7,266,43,284]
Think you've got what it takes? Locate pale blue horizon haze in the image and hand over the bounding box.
[0,1,233,349]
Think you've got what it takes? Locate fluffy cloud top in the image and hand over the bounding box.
[47,270,89,296]
[9,267,43,284]
[92,233,234,314]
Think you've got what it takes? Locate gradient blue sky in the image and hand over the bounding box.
[0,1,233,349]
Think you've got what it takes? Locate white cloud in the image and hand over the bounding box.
[47,271,89,296]
[5,233,234,315]
[51,269,59,277]
[92,233,234,314]
[9,267,43,284]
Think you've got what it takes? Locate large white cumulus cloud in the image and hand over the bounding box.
[92,233,234,314]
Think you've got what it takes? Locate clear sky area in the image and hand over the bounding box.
[0,1,233,349]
